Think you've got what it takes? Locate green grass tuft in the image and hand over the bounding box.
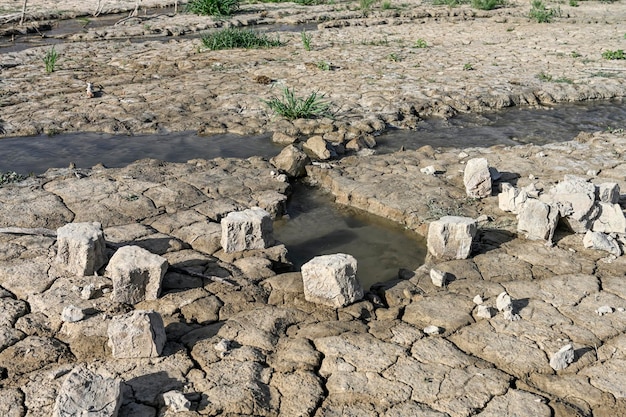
[43,47,58,73]
[263,87,332,120]
[201,28,283,50]
[301,31,312,51]
[471,0,504,9]
[528,0,560,23]
[186,0,240,16]
[602,49,626,60]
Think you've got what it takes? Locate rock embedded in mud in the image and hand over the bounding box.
[53,364,121,417]
[270,144,310,178]
[107,310,166,359]
[550,344,575,371]
[583,230,622,256]
[517,199,559,244]
[220,207,275,253]
[301,253,363,308]
[427,216,477,260]
[106,245,168,304]
[463,157,492,199]
[56,222,107,276]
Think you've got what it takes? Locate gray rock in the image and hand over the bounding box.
[220,207,275,253]
[106,245,168,304]
[597,182,620,204]
[429,268,449,287]
[427,216,477,260]
[475,305,496,319]
[517,199,559,243]
[61,305,86,323]
[550,344,575,371]
[545,177,599,233]
[423,325,443,335]
[301,253,363,308]
[498,183,529,214]
[162,390,191,412]
[583,231,622,256]
[591,202,626,234]
[303,135,332,160]
[463,157,492,199]
[53,364,122,417]
[107,310,166,359]
[56,222,107,276]
[270,144,310,178]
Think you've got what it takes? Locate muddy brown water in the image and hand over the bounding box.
[0,99,624,290]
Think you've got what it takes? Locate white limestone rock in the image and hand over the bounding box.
[220,207,275,253]
[473,295,484,305]
[496,292,512,312]
[106,245,168,305]
[475,305,496,319]
[427,216,477,260]
[591,203,626,234]
[107,310,166,359]
[301,253,363,308]
[61,305,85,323]
[429,268,449,287]
[420,165,436,176]
[544,177,599,233]
[463,158,492,199]
[597,182,620,204]
[517,199,559,244]
[163,390,191,412]
[549,344,575,371]
[596,305,613,316]
[53,364,122,417]
[56,222,107,276]
[583,231,622,256]
[270,144,310,178]
[423,325,443,335]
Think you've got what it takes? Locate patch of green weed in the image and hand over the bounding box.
[186,0,240,16]
[263,87,332,120]
[201,28,282,50]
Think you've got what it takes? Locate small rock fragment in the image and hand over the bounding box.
[596,305,613,316]
[429,268,448,287]
[163,390,191,412]
[473,295,484,305]
[583,231,622,256]
[420,165,436,175]
[549,344,575,371]
[61,305,85,323]
[475,305,496,319]
[423,325,443,335]
[80,284,97,300]
[214,338,232,357]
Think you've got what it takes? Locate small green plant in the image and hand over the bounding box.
[554,76,573,83]
[571,51,581,58]
[263,87,332,120]
[569,0,578,6]
[528,0,559,23]
[388,52,401,62]
[201,28,282,50]
[360,0,378,13]
[471,0,503,10]
[602,49,626,60]
[463,62,474,70]
[433,0,469,6]
[186,0,240,16]
[536,71,553,81]
[0,171,27,185]
[43,47,58,73]
[382,0,392,9]
[413,38,428,48]
[316,61,332,70]
[301,30,312,51]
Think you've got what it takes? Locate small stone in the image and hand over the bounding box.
[420,165,436,175]
[496,292,512,312]
[429,268,448,287]
[549,344,575,371]
[423,325,442,335]
[473,295,483,305]
[476,305,495,319]
[53,364,121,417]
[596,305,613,316]
[163,390,191,412]
[583,231,622,256]
[301,253,364,308]
[56,222,107,276]
[214,338,232,356]
[61,305,85,323]
[80,284,97,300]
[463,157,492,199]
[586,169,599,177]
[458,151,469,158]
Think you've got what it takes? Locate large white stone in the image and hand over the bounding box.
[56,222,107,276]
[544,177,599,233]
[427,216,477,260]
[591,202,626,234]
[517,199,559,243]
[597,182,620,204]
[583,231,622,256]
[498,183,528,214]
[463,158,492,199]
[107,310,166,359]
[221,207,275,253]
[106,245,168,304]
[53,364,122,417]
[550,344,575,371]
[301,253,363,308]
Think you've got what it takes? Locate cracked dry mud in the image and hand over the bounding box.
[1,0,626,416]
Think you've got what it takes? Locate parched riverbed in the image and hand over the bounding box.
[1,1,626,416]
